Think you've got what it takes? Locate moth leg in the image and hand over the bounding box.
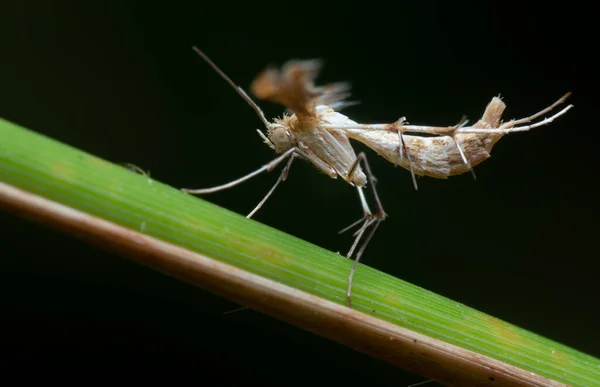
[246,153,295,218]
[450,116,477,180]
[182,147,296,194]
[222,306,250,315]
[506,92,572,127]
[219,155,296,317]
[453,137,476,180]
[344,152,387,308]
[407,379,435,387]
[458,104,573,134]
[349,152,386,220]
[391,118,419,191]
[339,187,373,235]
[401,93,572,134]
[346,214,380,308]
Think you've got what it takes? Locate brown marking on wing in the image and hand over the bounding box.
[251,62,316,116]
[250,60,351,119]
[384,121,399,133]
[402,98,508,178]
[431,138,446,147]
[410,137,427,151]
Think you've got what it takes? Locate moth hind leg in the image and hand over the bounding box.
[342,152,387,308]
[451,116,477,180]
[390,118,419,191]
[457,93,573,134]
[505,92,572,127]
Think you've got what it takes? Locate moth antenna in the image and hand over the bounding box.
[192,46,271,129]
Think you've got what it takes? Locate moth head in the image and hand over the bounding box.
[267,124,293,152]
[260,114,295,152]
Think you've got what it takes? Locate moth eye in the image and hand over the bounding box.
[270,127,292,150]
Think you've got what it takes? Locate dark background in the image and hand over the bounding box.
[0,1,596,385]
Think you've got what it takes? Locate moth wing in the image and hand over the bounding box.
[250,60,352,118]
[318,106,365,165]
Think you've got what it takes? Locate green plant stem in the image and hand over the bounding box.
[1,117,599,387]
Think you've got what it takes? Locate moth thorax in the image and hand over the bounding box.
[269,126,293,152]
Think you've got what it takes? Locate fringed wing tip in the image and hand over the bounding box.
[481,96,507,128]
[250,59,353,116]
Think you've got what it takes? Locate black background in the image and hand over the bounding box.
[0,1,597,386]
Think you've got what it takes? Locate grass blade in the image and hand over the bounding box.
[1,117,598,386]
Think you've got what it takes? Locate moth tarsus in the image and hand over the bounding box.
[119,162,150,177]
[246,152,296,219]
[342,151,387,306]
[181,147,296,195]
[183,46,573,308]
